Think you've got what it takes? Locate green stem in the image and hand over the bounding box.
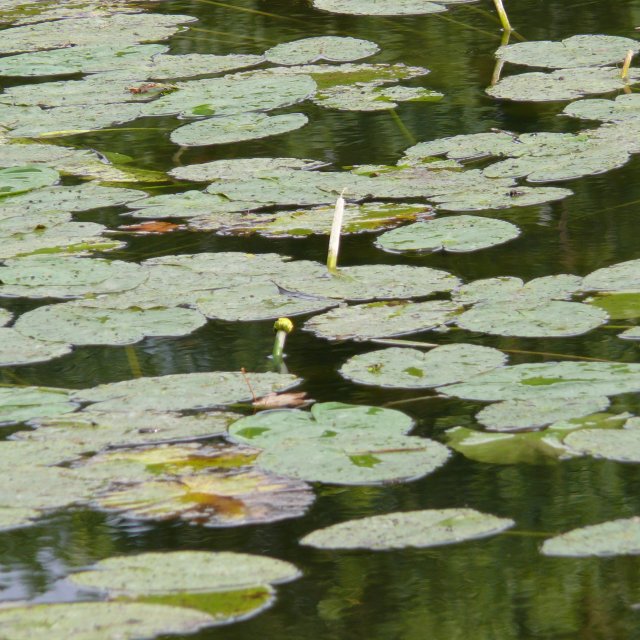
[387,109,415,145]
[493,0,512,32]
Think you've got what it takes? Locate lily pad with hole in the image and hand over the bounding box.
[300,508,514,549]
[314,83,443,111]
[265,36,379,65]
[0,165,59,197]
[476,396,611,432]
[0,602,215,640]
[72,371,300,412]
[582,258,640,292]
[170,112,309,147]
[0,386,77,425]
[339,344,507,388]
[0,255,147,299]
[259,432,450,485]
[312,0,474,15]
[542,517,640,557]
[563,94,640,123]
[442,361,640,401]
[70,551,299,595]
[303,299,461,340]
[487,67,640,102]
[0,328,71,366]
[14,301,207,346]
[376,215,520,253]
[229,401,414,449]
[495,35,640,69]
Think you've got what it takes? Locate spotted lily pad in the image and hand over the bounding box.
[72,371,300,412]
[170,112,309,146]
[265,36,379,65]
[541,518,640,557]
[495,35,640,69]
[339,344,507,388]
[142,53,264,80]
[300,508,514,549]
[312,0,474,15]
[376,215,520,253]
[303,299,461,340]
[563,94,640,123]
[0,165,59,197]
[0,386,77,425]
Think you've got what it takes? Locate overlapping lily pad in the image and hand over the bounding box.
[339,344,507,388]
[0,507,41,531]
[0,385,77,425]
[314,83,442,111]
[582,258,640,292]
[541,518,640,557]
[588,293,640,319]
[312,0,474,15]
[265,36,379,65]
[563,94,640,123]
[0,165,59,197]
[376,215,520,253]
[300,508,514,549]
[0,328,72,366]
[564,427,640,462]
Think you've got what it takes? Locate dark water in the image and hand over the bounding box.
[3,1,640,638]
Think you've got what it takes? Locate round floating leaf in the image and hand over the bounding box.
[402,132,522,162]
[376,215,520,253]
[619,326,640,340]
[563,94,640,123]
[265,36,379,65]
[442,361,640,401]
[145,53,264,80]
[0,165,58,197]
[496,35,640,69]
[564,428,640,462]
[542,518,640,557]
[340,344,507,388]
[312,0,472,15]
[72,371,300,412]
[14,301,207,346]
[0,328,71,366]
[229,401,414,449]
[476,396,610,432]
[0,602,215,640]
[303,299,461,340]
[259,433,450,485]
[0,386,77,425]
[171,112,308,146]
[314,83,442,111]
[582,258,640,292]
[70,551,299,596]
[0,507,40,532]
[456,300,607,337]
[487,67,640,102]
[300,508,514,549]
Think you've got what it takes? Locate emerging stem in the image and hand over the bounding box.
[621,49,634,80]
[272,317,294,361]
[327,189,346,273]
[493,0,512,32]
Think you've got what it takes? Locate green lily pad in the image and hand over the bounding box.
[303,299,461,340]
[0,602,215,640]
[541,518,640,557]
[563,94,640,123]
[486,67,640,102]
[259,432,450,485]
[582,258,640,292]
[0,328,71,366]
[376,215,520,253]
[0,255,147,299]
[476,396,610,432]
[314,83,443,111]
[265,36,379,65]
[300,508,514,549]
[564,428,640,462]
[0,308,11,326]
[618,326,640,340]
[229,401,414,449]
[339,344,507,388]
[72,371,300,412]
[312,0,473,16]
[442,361,640,401]
[70,550,299,595]
[0,507,41,531]
[0,386,77,425]
[144,53,264,80]
[14,301,207,346]
[0,165,59,197]
[495,35,640,69]
[402,131,522,162]
[588,292,640,319]
[0,13,196,53]
[456,300,607,337]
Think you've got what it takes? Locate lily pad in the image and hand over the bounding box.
[300,508,514,549]
[303,299,461,340]
[618,326,640,340]
[265,36,379,65]
[314,83,442,111]
[564,428,640,462]
[486,67,640,102]
[0,386,77,425]
[70,550,299,595]
[582,258,640,292]
[312,0,473,16]
[0,165,59,198]
[0,328,71,366]
[495,35,640,69]
[541,518,640,557]
[0,507,41,531]
[588,292,640,319]
[72,371,300,412]
[144,53,264,80]
[339,344,507,388]
[376,215,520,253]
[402,131,522,162]
[0,602,215,640]
[476,396,610,432]
[563,94,640,123]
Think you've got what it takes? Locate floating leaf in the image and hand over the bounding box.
[300,508,514,549]
[402,132,522,162]
[0,328,71,366]
[72,371,300,412]
[340,344,507,388]
[618,326,640,340]
[252,391,312,410]
[118,221,183,234]
[0,165,59,197]
[265,36,379,65]
[0,602,215,640]
[588,292,640,319]
[143,52,264,79]
[0,386,77,425]
[495,35,640,69]
[314,83,442,111]
[312,0,474,16]
[542,518,640,557]
[303,299,461,340]
[582,258,640,292]
[376,215,520,253]
[563,94,640,123]
[476,396,610,432]
[0,507,40,531]
[429,184,572,210]
[564,428,640,462]
[171,112,309,147]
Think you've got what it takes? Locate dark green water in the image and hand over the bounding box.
[3,1,640,638]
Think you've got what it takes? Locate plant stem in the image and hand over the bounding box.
[327,189,346,273]
[621,49,634,80]
[272,317,294,361]
[493,0,512,32]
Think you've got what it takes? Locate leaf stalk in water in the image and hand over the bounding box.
[327,190,346,273]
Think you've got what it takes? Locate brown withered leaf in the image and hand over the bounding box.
[252,392,313,410]
[118,221,184,234]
